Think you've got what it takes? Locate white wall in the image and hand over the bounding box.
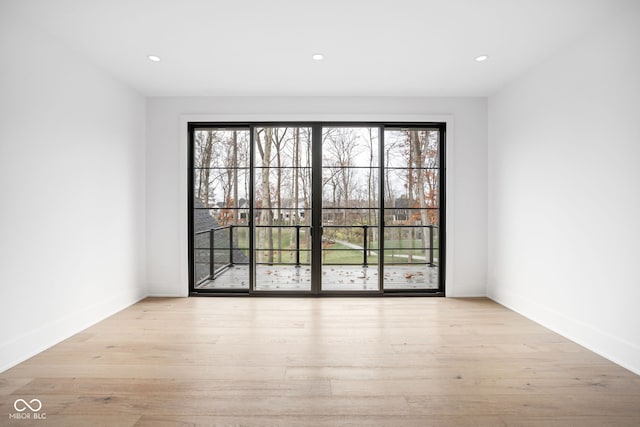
[488,5,640,374]
[0,13,147,371]
[146,96,488,297]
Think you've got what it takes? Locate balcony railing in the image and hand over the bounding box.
[194,225,249,286]
[322,225,438,266]
[195,224,438,286]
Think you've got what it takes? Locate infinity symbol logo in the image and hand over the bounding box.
[14,398,42,412]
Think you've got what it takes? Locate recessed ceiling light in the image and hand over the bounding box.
[312,53,324,61]
[475,55,489,62]
[148,55,161,62]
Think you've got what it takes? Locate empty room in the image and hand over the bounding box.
[1,0,639,425]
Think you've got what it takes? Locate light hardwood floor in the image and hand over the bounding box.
[1,297,639,426]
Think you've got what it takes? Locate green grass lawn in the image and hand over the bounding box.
[237,228,310,249]
[323,242,378,265]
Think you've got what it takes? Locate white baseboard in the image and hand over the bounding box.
[0,288,147,373]
[146,281,188,298]
[446,292,487,298]
[146,293,188,297]
[488,288,640,376]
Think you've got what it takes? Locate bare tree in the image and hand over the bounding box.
[367,128,377,256]
[323,128,359,226]
[409,130,433,259]
[255,128,274,264]
[384,139,397,211]
[288,128,300,262]
[300,128,312,257]
[271,128,289,264]
[195,131,214,207]
[233,130,238,214]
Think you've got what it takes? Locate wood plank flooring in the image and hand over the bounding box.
[1,297,639,426]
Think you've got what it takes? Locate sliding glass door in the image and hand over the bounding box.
[321,127,381,292]
[192,128,250,291]
[383,128,442,291]
[189,122,445,296]
[253,127,312,291]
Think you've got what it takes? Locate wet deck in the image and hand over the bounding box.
[195,264,439,291]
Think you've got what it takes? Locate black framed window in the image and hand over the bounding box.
[188,122,445,296]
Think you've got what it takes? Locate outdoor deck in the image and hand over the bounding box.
[195,265,439,291]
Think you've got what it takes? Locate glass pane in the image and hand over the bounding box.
[384,129,439,168]
[254,127,312,292]
[255,250,310,265]
[194,231,210,249]
[193,227,250,290]
[231,226,250,251]
[254,264,312,291]
[194,129,250,169]
[321,265,379,291]
[255,167,311,198]
[254,226,310,250]
[323,167,378,209]
[383,208,439,226]
[194,168,250,208]
[255,127,312,168]
[383,226,437,249]
[321,127,381,292]
[383,249,431,263]
[194,248,210,284]
[383,265,439,290]
[254,208,310,226]
[194,130,250,209]
[384,168,439,208]
[322,127,379,167]
[194,208,250,227]
[383,128,441,292]
[193,128,251,291]
[322,209,378,226]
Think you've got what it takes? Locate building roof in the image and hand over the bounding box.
[193,198,248,264]
[194,198,219,233]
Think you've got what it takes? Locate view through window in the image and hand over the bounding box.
[189,123,445,295]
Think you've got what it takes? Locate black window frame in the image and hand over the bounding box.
[188,122,446,297]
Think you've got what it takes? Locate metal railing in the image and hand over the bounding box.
[195,224,438,285]
[194,225,249,285]
[322,224,438,266]
[253,225,311,266]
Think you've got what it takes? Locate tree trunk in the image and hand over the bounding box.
[385,145,394,214]
[410,131,430,259]
[289,128,299,262]
[276,130,282,264]
[367,128,375,256]
[256,129,273,263]
[198,131,214,207]
[233,131,238,214]
[407,132,415,263]
[264,130,274,264]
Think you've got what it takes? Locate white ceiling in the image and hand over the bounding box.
[4,0,634,97]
